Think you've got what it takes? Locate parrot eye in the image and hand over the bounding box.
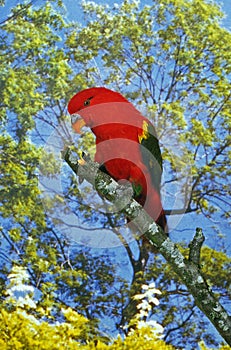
[84,97,93,106]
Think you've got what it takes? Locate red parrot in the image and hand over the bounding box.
[68,87,167,233]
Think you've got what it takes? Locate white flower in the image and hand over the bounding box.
[130,282,164,339]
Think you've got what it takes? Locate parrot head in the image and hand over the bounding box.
[68,87,129,133]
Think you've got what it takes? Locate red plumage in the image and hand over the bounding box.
[68,87,167,232]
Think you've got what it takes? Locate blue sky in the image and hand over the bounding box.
[1,0,231,30]
[1,0,230,249]
[1,0,230,246]
[62,0,231,29]
[1,0,230,344]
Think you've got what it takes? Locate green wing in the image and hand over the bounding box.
[139,120,163,194]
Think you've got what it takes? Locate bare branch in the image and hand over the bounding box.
[188,228,205,266]
[64,147,231,346]
[0,0,39,26]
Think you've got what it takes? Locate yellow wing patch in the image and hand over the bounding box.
[138,120,149,143]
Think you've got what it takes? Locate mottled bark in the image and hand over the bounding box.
[64,148,231,345]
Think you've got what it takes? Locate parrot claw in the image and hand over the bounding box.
[78,158,86,165]
[77,152,91,165]
[82,152,91,161]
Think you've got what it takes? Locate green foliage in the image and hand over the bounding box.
[0,265,96,349]
[0,134,43,224]
[0,267,228,349]
[0,0,230,348]
[0,266,172,349]
[0,1,71,131]
[1,306,229,349]
[68,0,231,218]
[0,307,174,350]
[201,247,231,292]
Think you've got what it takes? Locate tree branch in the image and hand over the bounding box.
[63,147,231,346]
[0,0,38,26]
[164,306,195,342]
[188,228,205,266]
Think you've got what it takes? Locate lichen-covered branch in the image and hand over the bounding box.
[63,148,231,346]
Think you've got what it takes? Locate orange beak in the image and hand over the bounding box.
[71,114,86,134]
